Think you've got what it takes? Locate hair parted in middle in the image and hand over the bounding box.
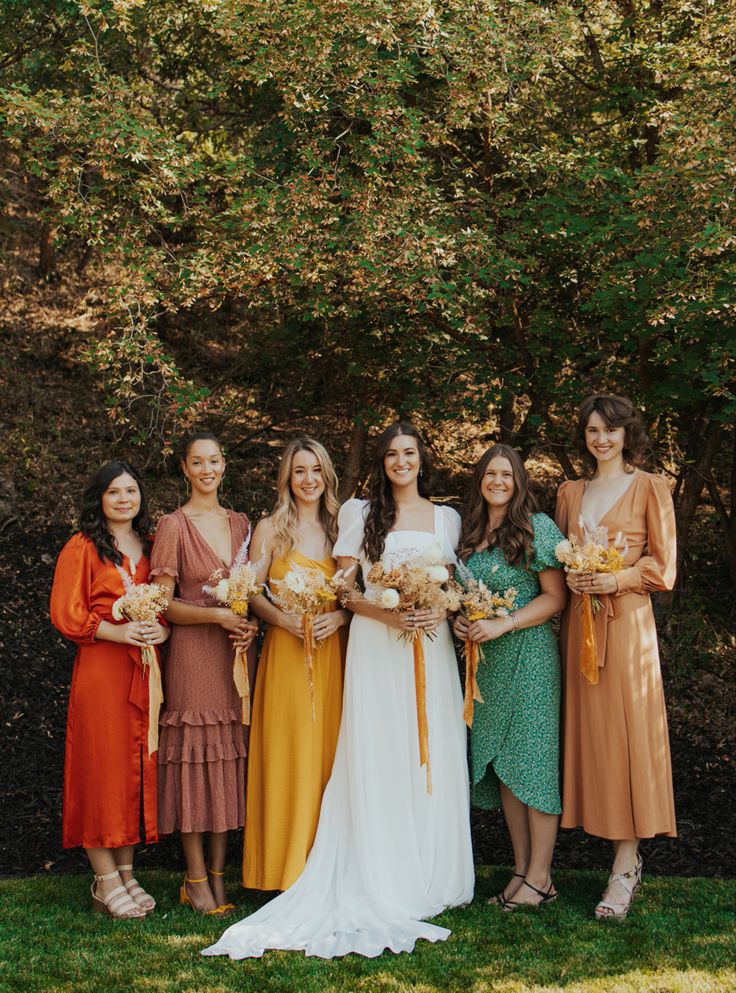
[270,437,340,555]
[457,443,537,566]
[363,421,431,563]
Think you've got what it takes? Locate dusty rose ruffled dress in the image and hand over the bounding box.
[151,508,255,834]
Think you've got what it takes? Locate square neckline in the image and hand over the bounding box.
[387,504,439,537]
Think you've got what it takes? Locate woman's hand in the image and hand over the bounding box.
[567,570,618,596]
[146,621,170,645]
[453,615,470,640]
[313,609,349,642]
[230,619,259,649]
[216,607,254,640]
[388,608,447,635]
[108,621,158,647]
[467,616,512,643]
[279,612,305,640]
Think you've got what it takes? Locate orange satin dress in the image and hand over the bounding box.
[50,533,158,849]
[555,471,677,840]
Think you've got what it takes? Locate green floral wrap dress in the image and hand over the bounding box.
[466,512,564,815]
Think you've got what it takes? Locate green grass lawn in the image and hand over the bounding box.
[1,867,734,993]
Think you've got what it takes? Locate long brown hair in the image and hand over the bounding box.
[363,422,431,563]
[271,437,340,555]
[575,395,650,476]
[458,444,537,566]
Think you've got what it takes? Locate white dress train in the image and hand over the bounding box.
[202,500,474,959]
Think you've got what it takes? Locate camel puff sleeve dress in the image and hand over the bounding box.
[50,533,158,849]
[555,471,677,840]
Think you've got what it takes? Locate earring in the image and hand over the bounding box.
[419,465,424,477]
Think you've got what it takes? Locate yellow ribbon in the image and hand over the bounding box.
[141,646,164,757]
[580,592,599,685]
[233,646,251,725]
[303,613,316,722]
[412,632,432,794]
[463,639,484,728]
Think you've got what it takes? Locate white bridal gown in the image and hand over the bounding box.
[202,499,474,960]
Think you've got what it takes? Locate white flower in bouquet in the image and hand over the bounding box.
[381,588,401,609]
[284,570,307,594]
[555,538,573,561]
[426,564,449,584]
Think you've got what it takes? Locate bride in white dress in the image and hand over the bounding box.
[203,423,474,959]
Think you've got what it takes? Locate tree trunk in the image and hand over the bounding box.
[338,421,368,501]
[675,417,722,572]
[38,222,56,278]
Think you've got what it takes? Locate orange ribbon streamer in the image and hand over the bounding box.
[412,632,432,794]
[580,592,599,685]
[303,613,316,721]
[462,639,484,728]
[233,646,251,725]
[141,646,164,757]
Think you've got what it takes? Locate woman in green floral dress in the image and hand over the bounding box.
[454,444,566,909]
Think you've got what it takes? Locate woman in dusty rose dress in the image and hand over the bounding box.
[556,395,677,920]
[152,433,258,915]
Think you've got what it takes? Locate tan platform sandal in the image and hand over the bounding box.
[595,853,643,920]
[179,875,228,916]
[91,870,147,919]
[117,863,155,914]
[207,867,236,913]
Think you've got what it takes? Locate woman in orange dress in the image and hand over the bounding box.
[152,433,258,915]
[50,461,169,918]
[555,395,677,920]
[243,437,349,891]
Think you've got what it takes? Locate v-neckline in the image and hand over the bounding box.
[580,471,639,531]
[180,508,235,568]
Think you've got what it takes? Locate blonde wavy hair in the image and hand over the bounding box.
[270,437,340,556]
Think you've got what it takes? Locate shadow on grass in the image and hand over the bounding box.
[1,867,734,993]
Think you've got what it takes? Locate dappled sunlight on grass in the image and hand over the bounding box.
[1,869,734,993]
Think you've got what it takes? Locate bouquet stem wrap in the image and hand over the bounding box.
[303,613,316,721]
[233,646,251,725]
[412,632,432,794]
[462,639,484,728]
[580,593,599,685]
[141,646,164,757]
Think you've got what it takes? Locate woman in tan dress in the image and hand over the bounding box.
[152,433,258,915]
[242,437,349,891]
[555,395,676,919]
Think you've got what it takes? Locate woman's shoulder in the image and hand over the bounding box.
[437,503,461,524]
[338,498,369,523]
[557,477,584,497]
[155,509,185,531]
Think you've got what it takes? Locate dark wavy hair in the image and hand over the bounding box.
[363,422,431,563]
[79,461,152,565]
[458,444,537,567]
[575,394,650,476]
[178,431,223,463]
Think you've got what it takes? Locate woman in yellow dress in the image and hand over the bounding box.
[243,437,350,891]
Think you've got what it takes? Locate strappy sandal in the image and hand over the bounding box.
[179,875,228,916]
[500,878,558,912]
[207,867,235,913]
[488,871,525,906]
[117,863,155,914]
[595,853,642,920]
[91,870,146,919]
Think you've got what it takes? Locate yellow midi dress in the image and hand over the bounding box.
[243,551,346,891]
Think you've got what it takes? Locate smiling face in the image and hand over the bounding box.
[383,433,421,490]
[290,448,325,506]
[480,455,515,514]
[585,410,626,467]
[182,439,225,495]
[101,472,141,525]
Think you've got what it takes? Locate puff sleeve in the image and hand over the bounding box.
[614,474,677,596]
[150,513,181,580]
[440,505,462,566]
[530,513,565,572]
[50,533,103,645]
[332,499,368,559]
